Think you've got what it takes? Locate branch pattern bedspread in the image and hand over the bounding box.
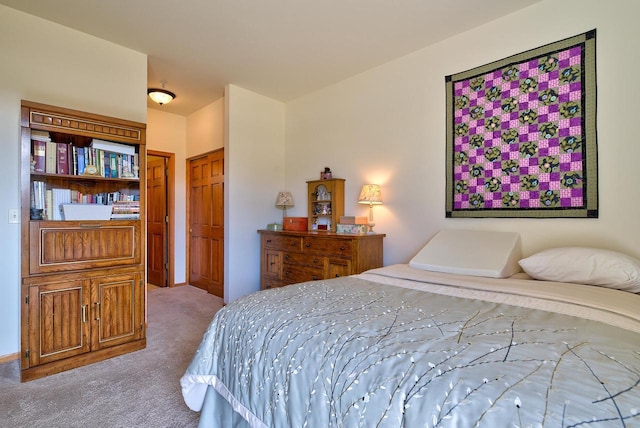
[182,265,640,427]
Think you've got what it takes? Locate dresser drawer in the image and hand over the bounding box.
[283,265,323,283]
[263,234,302,251]
[302,237,352,257]
[283,252,323,269]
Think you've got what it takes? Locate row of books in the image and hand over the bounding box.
[31,132,139,179]
[31,182,140,220]
[111,200,141,220]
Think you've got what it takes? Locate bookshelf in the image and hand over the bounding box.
[19,100,147,381]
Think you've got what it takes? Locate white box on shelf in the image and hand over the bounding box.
[62,204,113,221]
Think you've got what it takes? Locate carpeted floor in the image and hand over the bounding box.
[0,285,224,428]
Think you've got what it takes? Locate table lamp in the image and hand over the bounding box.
[275,191,294,220]
[358,184,383,233]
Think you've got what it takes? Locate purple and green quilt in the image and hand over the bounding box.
[445,30,597,218]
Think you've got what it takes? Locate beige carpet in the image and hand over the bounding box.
[0,285,224,427]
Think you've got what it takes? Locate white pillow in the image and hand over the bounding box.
[409,229,522,278]
[518,247,640,293]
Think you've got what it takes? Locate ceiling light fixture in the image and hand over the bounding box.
[148,81,176,105]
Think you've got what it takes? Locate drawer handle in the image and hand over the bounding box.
[285,270,290,276]
[305,243,311,248]
[266,239,272,243]
[340,246,345,251]
[312,276,319,280]
[285,255,290,260]
[291,242,298,247]
[313,258,318,264]
[80,223,102,228]
[335,274,340,278]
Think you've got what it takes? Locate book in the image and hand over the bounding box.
[57,143,69,175]
[45,189,53,220]
[52,188,71,220]
[30,130,51,142]
[77,147,85,175]
[32,140,46,173]
[70,145,77,175]
[45,141,57,173]
[110,153,117,178]
[91,138,135,155]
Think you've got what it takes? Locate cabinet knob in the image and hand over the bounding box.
[285,255,290,260]
[305,243,311,248]
[340,246,345,251]
[266,239,272,243]
[335,274,340,277]
[312,276,319,280]
[285,270,290,276]
[313,258,318,264]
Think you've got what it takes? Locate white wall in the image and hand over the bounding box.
[285,0,640,265]
[186,98,225,157]
[146,109,188,284]
[225,85,285,302]
[0,5,147,357]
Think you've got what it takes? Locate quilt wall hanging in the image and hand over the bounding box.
[445,30,597,218]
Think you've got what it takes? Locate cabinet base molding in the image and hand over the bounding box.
[21,338,146,383]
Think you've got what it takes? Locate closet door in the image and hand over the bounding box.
[188,149,224,298]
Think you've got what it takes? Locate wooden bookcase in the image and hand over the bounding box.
[19,100,147,382]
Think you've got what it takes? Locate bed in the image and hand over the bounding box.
[181,230,640,427]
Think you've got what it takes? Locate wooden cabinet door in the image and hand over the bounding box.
[91,272,143,350]
[27,280,91,366]
[262,249,282,280]
[326,258,352,279]
[188,149,224,297]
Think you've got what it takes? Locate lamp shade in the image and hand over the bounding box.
[148,88,176,105]
[275,191,294,208]
[358,184,383,205]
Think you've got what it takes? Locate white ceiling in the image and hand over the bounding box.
[1,0,541,116]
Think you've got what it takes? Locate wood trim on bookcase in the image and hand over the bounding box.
[21,100,145,143]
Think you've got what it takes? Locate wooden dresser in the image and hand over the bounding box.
[258,230,385,290]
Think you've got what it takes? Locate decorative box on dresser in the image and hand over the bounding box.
[258,230,385,290]
[19,100,147,382]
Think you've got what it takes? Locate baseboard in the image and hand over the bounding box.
[0,353,19,364]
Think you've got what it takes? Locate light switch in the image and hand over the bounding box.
[8,209,19,224]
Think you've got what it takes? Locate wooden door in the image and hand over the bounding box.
[188,149,224,297]
[147,156,168,286]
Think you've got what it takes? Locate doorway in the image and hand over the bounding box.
[146,151,175,287]
[187,149,224,298]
